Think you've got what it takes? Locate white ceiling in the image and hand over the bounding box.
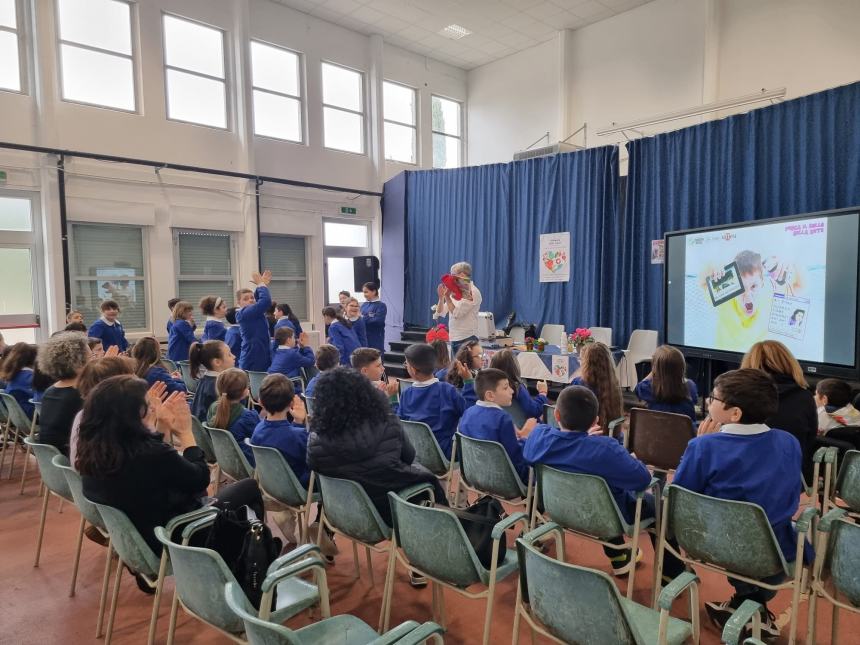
[272,0,654,70]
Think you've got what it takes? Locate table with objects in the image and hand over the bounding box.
[481,343,623,384]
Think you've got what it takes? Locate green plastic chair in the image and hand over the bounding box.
[500,399,528,429]
[24,437,73,567]
[455,432,532,515]
[400,420,458,503]
[161,358,179,373]
[289,376,305,393]
[154,520,324,644]
[0,391,33,479]
[655,485,817,645]
[18,398,41,493]
[303,395,315,416]
[89,502,214,645]
[384,491,527,645]
[534,465,657,599]
[806,509,860,644]
[250,443,319,544]
[248,370,268,404]
[178,360,198,393]
[543,404,558,428]
[205,423,255,482]
[721,600,766,645]
[224,581,444,645]
[53,455,115,637]
[830,449,860,515]
[513,523,698,645]
[398,379,414,398]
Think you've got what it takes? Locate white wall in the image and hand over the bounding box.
[0,0,466,338]
[467,0,860,170]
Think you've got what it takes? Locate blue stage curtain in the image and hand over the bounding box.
[380,171,407,348]
[510,147,618,333]
[611,81,860,344]
[404,163,513,327]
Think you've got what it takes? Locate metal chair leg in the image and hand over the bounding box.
[147,549,170,645]
[19,442,32,494]
[365,546,375,587]
[69,514,86,596]
[34,489,50,567]
[7,425,21,479]
[352,541,360,579]
[96,544,115,638]
[166,587,181,645]
[104,556,124,645]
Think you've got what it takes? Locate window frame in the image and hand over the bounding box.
[320,60,366,156]
[383,79,418,166]
[259,233,310,321]
[249,38,305,144]
[67,221,149,332]
[431,93,464,169]
[161,11,229,131]
[322,219,372,304]
[0,0,26,95]
[171,228,237,306]
[54,0,139,113]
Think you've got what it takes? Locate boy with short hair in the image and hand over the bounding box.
[166,297,181,335]
[251,374,310,486]
[87,300,129,352]
[458,367,535,482]
[268,327,314,393]
[815,377,860,432]
[351,347,398,397]
[235,271,273,372]
[305,344,339,399]
[224,307,242,362]
[396,343,474,458]
[673,368,808,637]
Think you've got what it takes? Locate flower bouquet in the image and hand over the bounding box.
[569,328,594,353]
[535,337,547,352]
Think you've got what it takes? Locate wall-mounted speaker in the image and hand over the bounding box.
[353,256,380,291]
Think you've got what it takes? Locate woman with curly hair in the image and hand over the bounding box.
[571,342,624,436]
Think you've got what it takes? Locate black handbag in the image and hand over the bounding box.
[444,496,507,569]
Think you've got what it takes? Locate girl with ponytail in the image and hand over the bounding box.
[189,340,234,421]
[199,295,228,342]
[322,306,360,366]
[131,336,186,394]
[207,367,258,465]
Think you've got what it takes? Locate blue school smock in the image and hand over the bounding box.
[515,383,548,420]
[191,374,218,422]
[145,365,187,395]
[236,286,272,372]
[166,320,173,336]
[202,318,227,343]
[274,317,304,336]
[523,424,651,523]
[396,378,475,459]
[268,346,315,387]
[360,300,387,352]
[168,319,197,362]
[305,374,321,399]
[672,426,812,563]
[328,321,361,366]
[88,318,129,352]
[459,402,529,482]
[225,326,242,362]
[634,378,698,423]
[4,368,34,419]
[208,403,259,466]
[349,316,368,347]
[251,419,310,486]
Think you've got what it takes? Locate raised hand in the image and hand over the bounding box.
[144,381,168,428]
[298,332,309,346]
[697,416,721,436]
[536,380,548,395]
[516,417,538,439]
[385,377,400,397]
[162,391,193,446]
[455,360,473,380]
[105,345,120,358]
[290,396,307,424]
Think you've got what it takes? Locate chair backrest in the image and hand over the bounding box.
[303,395,315,416]
[154,526,246,635]
[250,444,308,507]
[23,437,73,501]
[501,399,529,430]
[0,395,7,423]
[826,517,860,606]
[317,474,391,544]
[289,376,305,393]
[247,370,267,401]
[161,358,179,373]
[206,424,254,480]
[191,415,217,463]
[626,330,658,360]
[388,492,484,587]
[539,324,565,345]
[509,326,526,343]
[0,391,31,429]
[53,455,105,530]
[628,408,694,471]
[400,420,449,476]
[544,404,558,427]
[398,379,415,397]
[666,485,787,580]
[516,536,639,644]
[178,360,198,393]
[92,501,162,578]
[224,582,298,644]
[538,466,626,538]
[456,432,527,500]
[588,327,613,347]
[30,399,41,421]
[835,450,860,512]
[301,365,318,384]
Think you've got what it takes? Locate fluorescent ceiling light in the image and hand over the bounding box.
[439,24,472,39]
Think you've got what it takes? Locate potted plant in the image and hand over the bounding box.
[569,328,594,353]
[535,337,547,352]
[525,336,534,351]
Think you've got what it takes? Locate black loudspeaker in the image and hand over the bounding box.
[353,256,380,291]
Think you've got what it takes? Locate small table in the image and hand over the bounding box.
[483,344,581,384]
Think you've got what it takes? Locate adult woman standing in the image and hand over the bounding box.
[436,261,482,354]
[360,282,387,353]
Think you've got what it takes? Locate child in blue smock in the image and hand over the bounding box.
[207,368,259,466]
[167,301,198,362]
[345,298,368,346]
[570,342,625,437]
[442,340,483,407]
[165,298,180,336]
[200,295,228,342]
[236,271,273,372]
[273,303,303,336]
[490,348,548,419]
[322,306,361,366]
[0,342,37,419]
[251,374,310,487]
[131,337,186,394]
[634,345,698,424]
[305,344,340,399]
[87,300,129,352]
[224,307,242,363]
[268,327,314,393]
[673,368,808,638]
[190,340,235,422]
[360,282,387,352]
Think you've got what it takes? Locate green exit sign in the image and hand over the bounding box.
[0,170,6,184]
[340,206,357,215]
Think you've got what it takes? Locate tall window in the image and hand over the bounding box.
[323,221,371,304]
[321,62,364,154]
[250,40,303,143]
[431,95,463,169]
[0,0,22,92]
[383,81,417,164]
[0,194,41,343]
[173,230,234,307]
[163,14,227,129]
[56,0,136,111]
[260,235,308,320]
[69,223,147,331]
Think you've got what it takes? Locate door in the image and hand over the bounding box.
[0,194,42,343]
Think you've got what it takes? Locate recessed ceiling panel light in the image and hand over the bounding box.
[439,23,472,39]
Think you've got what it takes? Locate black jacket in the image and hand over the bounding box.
[82,436,209,554]
[767,374,818,480]
[307,416,443,525]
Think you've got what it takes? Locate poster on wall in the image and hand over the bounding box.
[651,239,665,264]
[539,232,570,283]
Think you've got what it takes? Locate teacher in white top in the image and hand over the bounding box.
[436,261,483,353]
